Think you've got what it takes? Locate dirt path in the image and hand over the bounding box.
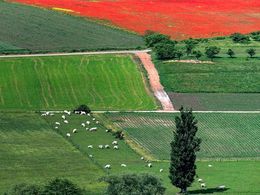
[136,52,174,111]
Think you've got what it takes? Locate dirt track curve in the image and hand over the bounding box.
[136,52,174,111]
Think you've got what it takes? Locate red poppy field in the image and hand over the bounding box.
[10,0,260,39]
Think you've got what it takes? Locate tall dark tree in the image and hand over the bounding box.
[154,42,176,60]
[193,50,203,60]
[175,50,184,60]
[226,49,235,58]
[205,46,220,61]
[246,48,256,58]
[184,38,197,56]
[169,107,201,194]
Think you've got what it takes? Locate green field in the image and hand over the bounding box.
[0,112,105,194]
[156,57,260,93]
[0,54,157,111]
[169,93,260,111]
[105,112,260,160]
[0,1,144,54]
[44,112,260,194]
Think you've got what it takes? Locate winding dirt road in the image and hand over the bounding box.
[136,52,174,111]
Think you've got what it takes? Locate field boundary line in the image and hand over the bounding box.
[0,50,151,58]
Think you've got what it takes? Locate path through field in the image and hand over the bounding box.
[136,52,174,111]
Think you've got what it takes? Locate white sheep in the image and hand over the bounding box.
[217,185,226,190]
[89,127,97,132]
[62,115,66,119]
[198,178,203,183]
[46,111,50,115]
[89,154,93,158]
[80,111,86,115]
[81,123,86,127]
[41,113,47,116]
[208,164,213,167]
[141,157,144,160]
[96,121,99,124]
[87,113,91,116]
[50,113,54,116]
[160,169,163,172]
[105,145,110,149]
[121,164,127,167]
[201,183,206,188]
[66,133,71,137]
[147,163,152,168]
[105,129,110,133]
[88,145,93,149]
[64,120,68,124]
[55,126,59,129]
[55,122,60,125]
[104,164,111,169]
[75,111,80,114]
[98,145,104,149]
[72,129,77,133]
[86,121,90,125]
[113,145,119,150]
[92,118,96,121]
[112,141,118,145]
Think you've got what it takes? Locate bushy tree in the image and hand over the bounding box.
[184,38,197,56]
[104,174,166,195]
[230,33,250,44]
[169,107,201,194]
[5,183,42,195]
[42,178,84,195]
[246,48,256,58]
[144,31,172,47]
[250,31,260,41]
[73,104,91,114]
[193,50,203,60]
[174,50,184,60]
[205,46,221,61]
[154,42,176,60]
[226,49,235,58]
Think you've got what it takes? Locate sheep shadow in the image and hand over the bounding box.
[188,188,230,194]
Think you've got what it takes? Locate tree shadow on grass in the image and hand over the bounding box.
[188,188,230,194]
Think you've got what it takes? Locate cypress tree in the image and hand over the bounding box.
[169,107,201,194]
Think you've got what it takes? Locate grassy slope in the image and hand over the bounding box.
[0,54,157,111]
[105,112,260,160]
[168,93,260,111]
[44,113,260,194]
[0,112,105,194]
[0,1,144,53]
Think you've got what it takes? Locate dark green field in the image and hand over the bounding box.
[169,93,260,111]
[0,1,144,54]
[0,54,157,111]
[105,112,260,160]
[0,112,105,194]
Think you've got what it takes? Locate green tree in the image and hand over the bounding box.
[104,174,165,195]
[246,48,256,58]
[184,38,197,56]
[193,50,203,60]
[42,178,84,195]
[226,49,235,58]
[144,31,173,47]
[154,42,176,60]
[5,183,42,195]
[230,33,250,44]
[175,50,184,60]
[169,107,201,194]
[205,46,221,61]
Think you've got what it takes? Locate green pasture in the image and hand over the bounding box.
[156,57,260,93]
[0,112,105,194]
[0,54,156,111]
[169,93,260,111]
[105,112,260,160]
[0,1,144,54]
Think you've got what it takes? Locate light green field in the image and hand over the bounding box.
[44,113,260,194]
[105,112,260,160]
[0,112,105,194]
[0,54,157,111]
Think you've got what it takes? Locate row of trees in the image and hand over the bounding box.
[144,31,257,60]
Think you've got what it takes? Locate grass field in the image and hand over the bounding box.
[0,54,157,111]
[0,1,144,54]
[105,112,260,160]
[43,112,260,194]
[0,112,105,194]
[169,93,260,111]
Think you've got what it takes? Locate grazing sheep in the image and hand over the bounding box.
[104,164,111,169]
[75,111,80,114]
[46,111,50,115]
[62,115,66,119]
[201,183,206,188]
[81,123,86,127]
[88,145,93,149]
[41,113,47,116]
[208,164,213,167]
[113,145,119,150]
[92,118,96,121]
[147,163,152,168]
[160,169,163,172]
[72,129,77,133]
[50,113,54,116]
[64,110,71,115]
[198,178,203,183]
[80,111,86,115]
[121,164,127,167]
[105,145,110,149]
[105,129,111,133]
[55,122,60,125]
[86,121,90,125]
[55,126,59,129]
[98,145,104,149]
[64,120,68,124]
[141,157,144,160]
[66,133,71,137]
[112,141,118,145]
[89,127,97,132]
[89,154,93,158]
[96,121,99,124]
[217,185,226,190]
[87,113,91,116]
